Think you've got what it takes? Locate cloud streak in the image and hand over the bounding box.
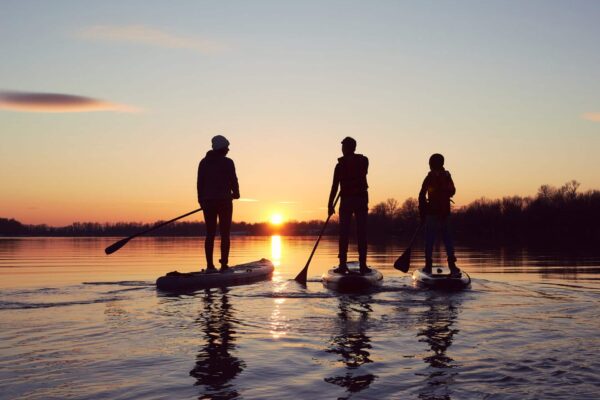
[79,25,224,53]
[0,90,138,113]
[582,112,600,122]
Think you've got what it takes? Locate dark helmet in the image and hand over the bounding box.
[341,136,357,151]
[429,153,445,169]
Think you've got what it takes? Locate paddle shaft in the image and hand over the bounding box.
[131,208,202,238]
[406,221,424,249]
[105,207,202,254]
[294,193,341,283]
[393,221,425,272]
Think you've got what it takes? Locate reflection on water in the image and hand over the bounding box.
[325,295,377,398]
[190,289,245,400]
[0,237,599,399]
[271,235,282,267]
[2,236,600,289]
[417,294,462,400]
[269,235,290,339]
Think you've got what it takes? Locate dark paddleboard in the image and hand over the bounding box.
[156,258,274,292]
[322,262,383,292]
[412,266,471,290]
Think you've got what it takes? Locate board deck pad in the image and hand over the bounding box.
[156,258,274,292]
[412,266,471,290]
[322,261,383,292]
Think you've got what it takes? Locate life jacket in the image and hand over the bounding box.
[338,154,369,196]
[425,169,455,216]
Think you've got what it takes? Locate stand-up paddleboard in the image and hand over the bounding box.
[156,258,274,292]
[322,262,383,292]
[412,266,471,290]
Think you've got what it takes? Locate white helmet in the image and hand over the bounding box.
[211,135,230,150]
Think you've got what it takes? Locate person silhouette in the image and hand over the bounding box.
[328,137,371,275]
[418,153,460,276]
[197,135,240,273]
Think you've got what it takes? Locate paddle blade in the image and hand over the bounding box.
[105,237,131,255]
[294,266,308,284]
[393,247,412,273]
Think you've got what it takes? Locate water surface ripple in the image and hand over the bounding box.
[1,237,599,399]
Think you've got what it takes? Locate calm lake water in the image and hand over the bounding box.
[1,236,599,399]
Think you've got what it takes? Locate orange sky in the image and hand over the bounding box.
[1,2,600,225]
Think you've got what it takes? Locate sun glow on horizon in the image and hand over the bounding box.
[270,213,284,226]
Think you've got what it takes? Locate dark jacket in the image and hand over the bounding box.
[419,169,455,217]
[197,150,240,202]
[329,154,369,206]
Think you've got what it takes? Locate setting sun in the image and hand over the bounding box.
[270,214,284,226]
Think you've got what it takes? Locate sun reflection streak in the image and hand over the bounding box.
[271,235,282,267]
[270,235,289,339]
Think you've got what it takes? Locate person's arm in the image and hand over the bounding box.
[447,172,456,198]
[328,163,340,215]
[418,175,429,221]
[230,160,240,199]
[197,160,205,205]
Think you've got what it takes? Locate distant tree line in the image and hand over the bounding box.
[0,218,334,237]
[1,181,599,244]
[369,180,600,244]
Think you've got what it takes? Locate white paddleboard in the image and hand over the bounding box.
[156,258,274,292]
[322,262,383,292]
[412,266,471,290]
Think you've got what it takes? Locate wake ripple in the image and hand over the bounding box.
[0,296,124,310]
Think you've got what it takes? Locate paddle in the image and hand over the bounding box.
[294,193,341,284]
[105,208,202,255]
[393,222,424,272]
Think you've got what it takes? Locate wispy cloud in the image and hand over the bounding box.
[0,90,139,113]
[279,201,298,204]
[79,25,224,53]
[582,112,600,122]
